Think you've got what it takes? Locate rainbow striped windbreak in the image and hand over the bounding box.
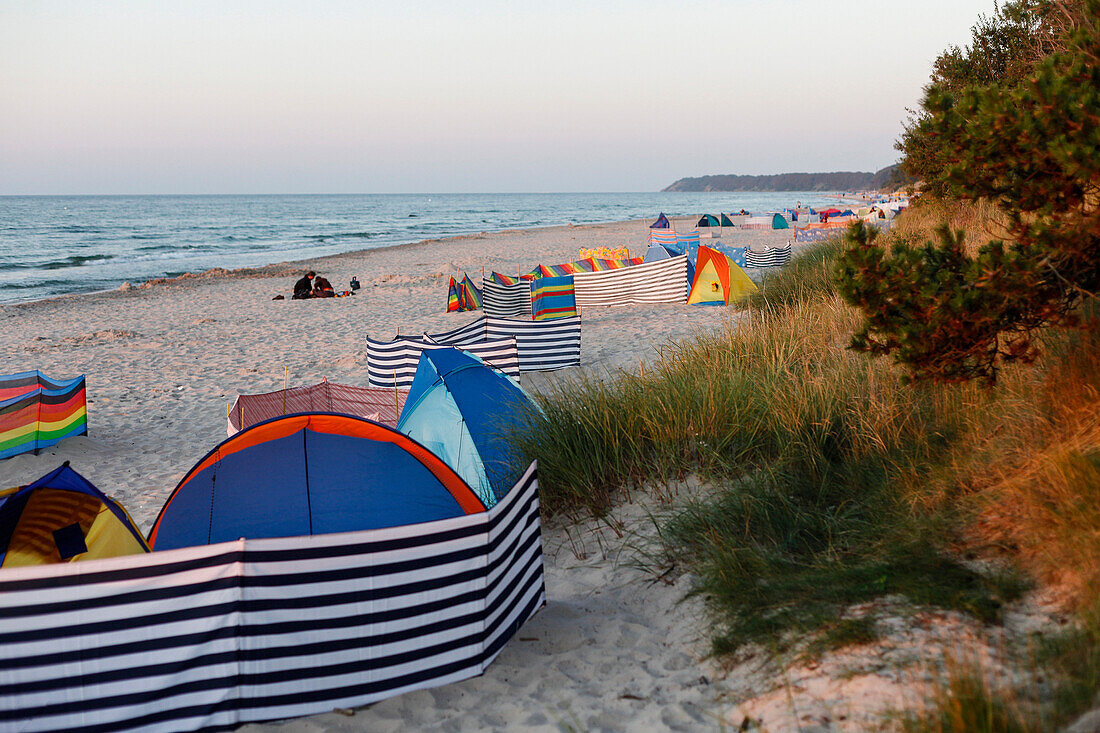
[531,276,577,321]
[0,371,87,460]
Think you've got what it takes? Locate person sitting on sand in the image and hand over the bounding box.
[312,274,335,298]
[293,271,315,299]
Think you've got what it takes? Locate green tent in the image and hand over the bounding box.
[771,213,789,229]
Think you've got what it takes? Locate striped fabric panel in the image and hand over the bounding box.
[460,275,482,310]
[675,229,700,250]
[744,243,793,268]
[0,464,544,733]
[572,255,688,308]
[489,272,518,286]
[531,276,577,322]
[0,373,87,460]
[428,316,581,372]
[0,371,47,402]
[647,229,677,249]
[741,216,773,227]
[365,337,519,388]
[227,383,409,435]
[590,258,631,271]
[481,280,532,319]
[537,263,573,277]
[446,276,461,312]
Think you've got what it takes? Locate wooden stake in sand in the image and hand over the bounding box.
[393,371,400,420]
[282,366,288,415]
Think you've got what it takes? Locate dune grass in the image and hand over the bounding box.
[515,202,1100,721]
[899,655,1034,733]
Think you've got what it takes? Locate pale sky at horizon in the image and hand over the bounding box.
[2,0,998,195]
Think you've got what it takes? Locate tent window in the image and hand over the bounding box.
[53,523,87,560]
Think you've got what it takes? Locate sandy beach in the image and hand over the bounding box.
[0,217,806,731]
[0,216,795,517]
[0,216,1054,731]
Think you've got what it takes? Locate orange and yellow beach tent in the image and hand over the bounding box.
[687,245,759,306]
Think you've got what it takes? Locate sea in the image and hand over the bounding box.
[0,192,846,305]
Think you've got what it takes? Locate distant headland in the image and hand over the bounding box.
[662,165,906,192]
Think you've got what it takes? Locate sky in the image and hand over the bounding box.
[0,0,998,194]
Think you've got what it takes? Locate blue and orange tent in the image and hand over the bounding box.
[148,413,485,551]
[650,213,671,228]
[0,463,148,567]
[397,349,535,508]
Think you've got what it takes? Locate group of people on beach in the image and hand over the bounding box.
[293,270,335,299]
[291,270,361,299]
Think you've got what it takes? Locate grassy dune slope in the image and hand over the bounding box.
[518,203,1100,726]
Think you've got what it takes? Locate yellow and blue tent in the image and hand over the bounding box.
[0,463,148,568]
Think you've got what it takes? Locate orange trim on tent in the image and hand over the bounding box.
[151,414,484,545]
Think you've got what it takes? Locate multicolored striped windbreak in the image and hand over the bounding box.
[446,274,482,312]
[0,372,87,460]
[460,274,483,309]
[531,276,578,321]
[648,228,678,249]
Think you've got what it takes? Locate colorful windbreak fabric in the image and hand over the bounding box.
[578,246,630,260]
[675,228,700,250]
[0,372,87,460]
[648,228,678,249]
[591,258,632,271]
[447,274,481,312]
[447,276,462,312]
[460,274,482,310]
[531,276,578,321]
[538,263,574,278]
[490,272,519,286]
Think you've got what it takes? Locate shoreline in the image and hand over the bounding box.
[2,218,652,310]
[0,215,797,516]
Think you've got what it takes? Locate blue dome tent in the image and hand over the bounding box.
[149,413,484,550]
[397,349,536,508]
